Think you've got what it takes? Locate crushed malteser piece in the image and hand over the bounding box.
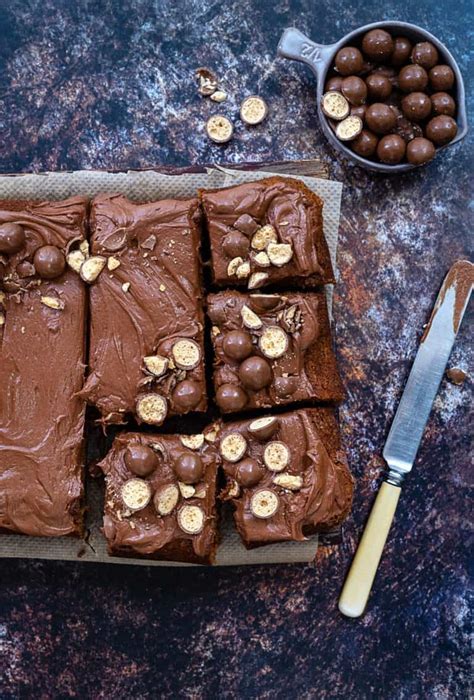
[178,482,196,499]
[196,67,218,96]
[259,325,289,359]
[79,240,90,257]
[250,489,280,519]
[194,485,207,499]
[227,256,244,277]
[0,291,5,305]
[251,225,278,251]
[240,95,268,125]
[205,425,219,442]
[136,393,168,425]
[211,326,221,337]
[178,505,205,534]
[120,478,152,511]
[107,256,121,271]
[206,115,234,143]
[143,355,169,377]
[263,441,290,472]
[122,282,131,293]
[282,304,303,333]
[254,251,271,267]
[172,338,201,370]
[241,304,263,330]
[236,261,250,279]
[66,250,86,273]
[80,256,107,283]
[0,312,5,326]
[336,115,363,141]
[141,234,156,250]
[159,284,166,292]
[248,416,279,441]
[220,433,247,462]
[267,242,293,267]
[153,484,180,515]
[40,295,64,310]
[210,90,227,102]
[180,434,205,450]
[273,473,303,490]
[321,91,350,120]
[227,479,240,498]
[248,272,269,289]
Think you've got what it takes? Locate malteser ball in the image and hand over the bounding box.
[391,36,412,66]
[366,73,392,100]
[341,76,367,105]
[411,42,439,70]
[401,92,432,121]
[216,383,248,412]
[398,64,428,92]
[335,46,364,75]
[431,92,456,117]
[0,223,25,255]
[125,444,158,477]
[172,380,202,410]
[425,115,457,145]
[235,458,265,487]
[351,129,379,158]
[325,76,343,92]
[33,245,66,279]
[222,330,253,361]
[365,103,397,134]
[238,356,272,391]
[429,65,455,91]
[174,452,204,484]
[362,29,394,62]
[406,137,436,165]
[376,134,406,164]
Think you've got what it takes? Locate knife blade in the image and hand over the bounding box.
[339,260,473,618]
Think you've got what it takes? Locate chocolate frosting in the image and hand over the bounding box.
[208,290,344,411]
[81,194,207,424]
[0,197,88,536]
[201,176,334,286]
[99,429,219,564]
[220,409,353,547]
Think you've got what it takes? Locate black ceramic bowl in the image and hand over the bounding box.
[277,22,468,173]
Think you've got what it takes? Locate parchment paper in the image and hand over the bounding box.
[0,166,343,567]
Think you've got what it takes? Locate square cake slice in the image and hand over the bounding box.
[219,409,353,548]
[99,428,220,564]
[208,291,344,414]
[0,197,88,537]
[82,194,206,426]
[200,176,334,289]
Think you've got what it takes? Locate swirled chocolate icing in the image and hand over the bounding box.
[99,428,219,564]
[200,176,335,287]
[81,195,207,425]
[0,197,88,536]
[208,290,344,412]
[220,409,353,548]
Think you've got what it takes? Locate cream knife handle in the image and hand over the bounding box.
[339,481,401,618]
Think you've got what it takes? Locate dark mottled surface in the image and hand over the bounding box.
[1,1,473,698]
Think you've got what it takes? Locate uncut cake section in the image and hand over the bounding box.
[81,194,207,427]
[0,197,88,537]
[200,176,335,290]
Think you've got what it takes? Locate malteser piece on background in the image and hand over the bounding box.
[99,427,220,564]
[208,290,344,414]
[219,409,353,548]
[200,176,334,288]
[0,197,88,536]
[81,194,207,425]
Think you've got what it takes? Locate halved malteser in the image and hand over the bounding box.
[258,326,289,359]
[273,473,303,490]
[143,355,169,377]
[248,416,279,441]
[153,483,180,515]
[321,91,350,120]
[250,489,280,519]
[220,433,247,462]
[121,478,152,511]
[263,441,290,472]
[136,394,168,425]
[335,115,363,141]
[180,434,205,450]
[178,505,205,534]
[241,304,263,330]
[172,339,201,370]
[80,255,107,283]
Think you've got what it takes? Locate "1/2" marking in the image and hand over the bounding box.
[301,42,321,62]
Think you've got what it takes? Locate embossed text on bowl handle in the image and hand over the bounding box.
[277,28,334,84]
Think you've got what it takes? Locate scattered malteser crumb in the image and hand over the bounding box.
[40,295,64,310]
[178,482,196,499]
[273,473,303,490]
[122,282,131,293]
[321,91,350,120]
[107,256,121,271]
[159,284,166,292]
[0,312,5,326]
[80,255,106,283]
[240,96,268,125]
[79,240,90,257]
[195,67,218,96]
[206,115,234,144]
[205,425,219,443]
[227,257,244,277]
[336,115,363,141]
[446,367,468,385]
[210,90,227,103]
[66,249,86,273]
[211,326,221,337]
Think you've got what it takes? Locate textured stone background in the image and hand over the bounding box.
[0,1,472,698]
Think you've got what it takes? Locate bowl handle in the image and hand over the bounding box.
[277,28,334,84]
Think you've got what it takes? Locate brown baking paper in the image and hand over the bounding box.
[0,166,342,567]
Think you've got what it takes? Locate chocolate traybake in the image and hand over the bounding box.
[207,290,344,413]
[81,194,207,426]
[200,176,335,289]
[0,197,88,537]
[219,408,353,548]
[99,427,220,564]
